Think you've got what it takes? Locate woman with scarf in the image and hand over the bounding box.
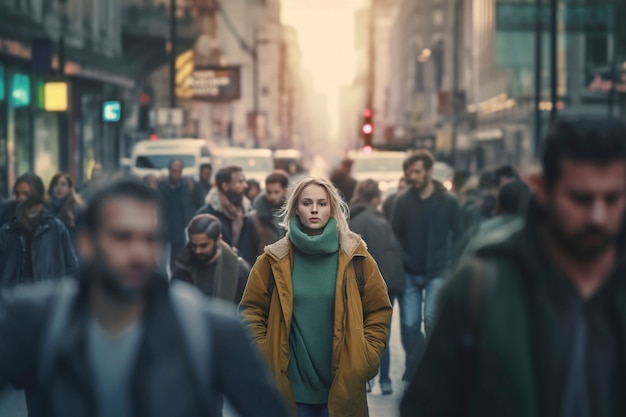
[0,173,78,287]
[48,172,85,244]
[239,177,392,417]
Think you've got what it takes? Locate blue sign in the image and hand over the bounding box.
[102,101,121,122]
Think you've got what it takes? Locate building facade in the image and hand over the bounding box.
[0,0,134,196]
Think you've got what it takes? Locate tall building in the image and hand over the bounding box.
[0,0,133,195]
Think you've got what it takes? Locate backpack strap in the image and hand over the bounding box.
[353,256,365,299]
[38,280,79,385]
[169,283,212,412]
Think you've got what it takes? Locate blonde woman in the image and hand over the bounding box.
[239,177,392,417]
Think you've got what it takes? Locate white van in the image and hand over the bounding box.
[122,139,212,180]
[213,147,274,186]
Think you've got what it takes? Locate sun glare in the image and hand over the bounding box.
[282,0,366,140]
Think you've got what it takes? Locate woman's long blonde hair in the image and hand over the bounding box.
[280,177,350,236]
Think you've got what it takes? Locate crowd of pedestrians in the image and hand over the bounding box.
[0,115,625,417]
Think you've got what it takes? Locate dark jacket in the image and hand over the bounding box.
[247,194,286,259]
[0,211,79,287]
[196,189,256,266]
[171,241,250,304]
[382,191,402,221]
[158,178,202,243]
[0,200,17,228]
[0,276,290,417]
[400,203,626,417]
[349,204,405,293]
[391,181,462,280]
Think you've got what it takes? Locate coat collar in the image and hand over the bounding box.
[205,187,251,213]
[265,228,366,261]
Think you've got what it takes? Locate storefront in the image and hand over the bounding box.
[0,40,134,197]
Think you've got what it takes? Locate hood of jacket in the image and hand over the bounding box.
[205,187,251,215]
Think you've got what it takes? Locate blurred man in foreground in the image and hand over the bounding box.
[401,118,626,417]
[0,178,289,417]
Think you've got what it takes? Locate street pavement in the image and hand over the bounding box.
[0,305,405,417]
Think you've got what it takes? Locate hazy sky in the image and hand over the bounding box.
[282,0,366,139]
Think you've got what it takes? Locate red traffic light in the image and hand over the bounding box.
[149,133,158,141]
[362,123,373,135]
[363,108,373,118]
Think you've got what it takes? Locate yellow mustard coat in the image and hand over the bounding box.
[239,231,392,417]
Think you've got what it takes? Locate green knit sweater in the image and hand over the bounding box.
[287,216,339,404]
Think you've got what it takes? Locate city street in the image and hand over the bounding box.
[0,304,404,417]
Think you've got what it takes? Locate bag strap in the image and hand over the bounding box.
[38,280,79,385]
[353,257,365,299]
[169,283,213,413]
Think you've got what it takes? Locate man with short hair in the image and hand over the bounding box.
[0,178,290,417]
[401,118,626,417]
[172,214,250,304]
[158,159,202,272]
[391,149,462,380]
[248,171,289,258]
[196,166,255,264]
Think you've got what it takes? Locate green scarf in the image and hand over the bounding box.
[287,216,339,404]
[288,216,339,255]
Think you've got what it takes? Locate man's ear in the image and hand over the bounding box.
[78,232,95,259]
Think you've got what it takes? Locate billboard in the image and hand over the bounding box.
[191,66,241,102]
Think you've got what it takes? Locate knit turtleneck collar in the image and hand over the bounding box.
[289,216,339,256]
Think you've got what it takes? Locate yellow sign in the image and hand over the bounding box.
[44,81,68,112]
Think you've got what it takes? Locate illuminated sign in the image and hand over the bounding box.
[11,73,30,107]
[102,101,122,122]
[588,73,626,94]
[44,81,69,111]
[190,66,241,102]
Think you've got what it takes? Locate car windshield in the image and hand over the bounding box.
[135,154,196,169]
[352,157,404,173]
[433,163,453,180]
[219,156,273,172]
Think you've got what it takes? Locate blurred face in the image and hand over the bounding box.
[266,182,287,208]
[200,167,212,183]
[14,182,31,203]
[81,198,160,301]
[296,184,331,234]
[406,160,432,191]
[539,160,626,260]
[246,184,261,202]
[223,171,247,204]
[169,161,184,184]
[398,178,408,192]
[189,233,220,264]
[53,176,71,199]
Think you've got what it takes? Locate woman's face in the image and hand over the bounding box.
[14,182,31,203]
[53,176,71,199]
[296,184,332,233]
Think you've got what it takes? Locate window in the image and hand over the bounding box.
[135,154,196,169]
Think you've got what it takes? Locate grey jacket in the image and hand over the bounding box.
[350,204,405,293]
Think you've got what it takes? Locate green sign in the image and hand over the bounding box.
[102,101,121,122]
[11,73,30,107]
[496,2,612,33]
